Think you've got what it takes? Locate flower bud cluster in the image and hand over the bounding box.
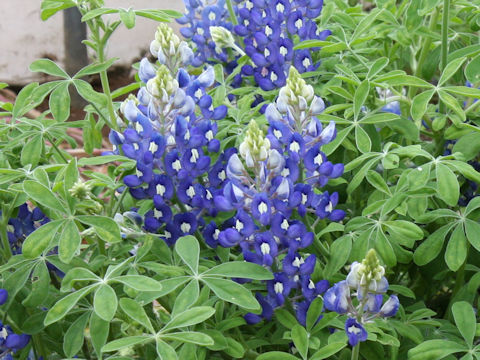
[324,250,399,347]
[149,23,194,73]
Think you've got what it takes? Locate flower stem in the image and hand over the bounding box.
[439,0,450,114]
[225,0,238,26]
[351,344,360,360]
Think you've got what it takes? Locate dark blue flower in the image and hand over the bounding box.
[345,318,368,347]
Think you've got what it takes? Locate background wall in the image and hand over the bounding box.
[0,0,186,84]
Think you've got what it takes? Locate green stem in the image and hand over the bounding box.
[45,133,69,163]
[439,0,450,114]
[225,0,238,25]
[351,344,360,360]
[97,42,118,131]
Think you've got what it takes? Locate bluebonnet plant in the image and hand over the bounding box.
[210,67,345,324]
[108,24,231,245]
[324,250,399,347]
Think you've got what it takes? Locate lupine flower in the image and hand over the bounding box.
[324,250,400,347]
[0,320,30,356]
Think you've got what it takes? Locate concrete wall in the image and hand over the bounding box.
[0,0,186,84]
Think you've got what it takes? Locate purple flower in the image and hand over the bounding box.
[345,318,368,347]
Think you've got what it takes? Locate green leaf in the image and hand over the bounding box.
[202,277,260,310]
[162,332,214,346]
[324,235,352,278]
[164,306,216,331]
[175,235,199,273]
[437,89,466,122]
[355,125,372,153]
[45,286,95,326]
[436,163,459,206]
[74,58,117,78]
[276,308,299,329]
[452,132,480,161]
[59,220,81,264]
[439,57,467,86]
[465,54,480,84]
[388,284,415,299]
[22,220,64,258]
[76,215,122,243]
[24,180,66,213]
[113,275,162,292]
[291,324,309,359]
[444,86,480,99]
[257,352,300,360]
[306,298,324,331]
[203,261,273,280]
[366,170,390,195]
[102,336,151,352]
[63,312,90,358]
[73,79,108,105]
[445,225,467,272]
[172,280,199,315]
[359,112,399,124]
[94,285,118,322]
[411,90,435,122]
[119,298,155,333]
[354,80,370,120]
[156,339,178,360]
[367,57,389,79]
[407,339,466,360]
[375,230,396,267]
[452,301,475,347]
[49,81,71,122]
[22,262,51,307]
[21,134,43,167]
[381,75,435,88]
[311,343,347,360]
[384,221,423,241]
[464,219,480,252]
[90,313,110,356]
[119,8,136,29]
[61,268,101,292]
[29,59,69,78]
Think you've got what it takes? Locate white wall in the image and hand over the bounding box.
[0,0,186,84]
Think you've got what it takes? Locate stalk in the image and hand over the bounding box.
[439,0,450,114]
[351,344,360,360]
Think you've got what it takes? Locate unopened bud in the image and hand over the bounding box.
[239,120,271,167]
[69,180,92,200]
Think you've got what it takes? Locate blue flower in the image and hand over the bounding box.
[345,318,368,347]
